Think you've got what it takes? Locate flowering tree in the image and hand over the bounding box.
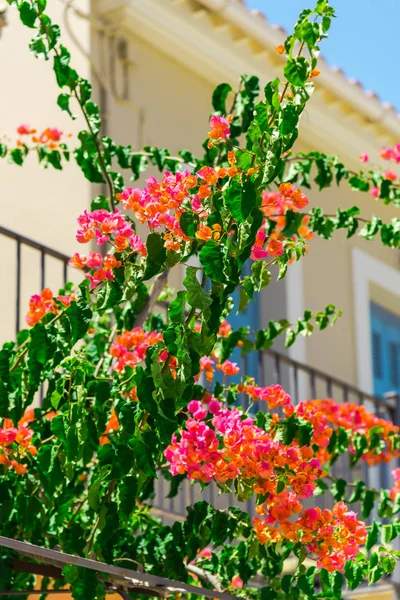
[2,0,400,598]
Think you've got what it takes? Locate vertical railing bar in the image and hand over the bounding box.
[180,481,186,517]
[343,386,349,404]
[274,354,282,385]
[258,350,264,388]
[190,481,194,507]
[159,475,164,512]
[63,261,68,286]
[40,251,46,290]
[39,250,46,408]
[16,240,21,337]
[293,365,299,406]
[310,372,316,398]
[241,355,248,412]
[209,483,214,507]
[326,377,333,398]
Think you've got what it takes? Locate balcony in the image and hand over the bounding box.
[1,226,397,524]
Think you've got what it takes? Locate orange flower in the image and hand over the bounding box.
[195,225,213,242]
[310,68,321,77]
[275,44,285,55]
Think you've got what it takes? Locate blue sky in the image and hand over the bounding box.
[246,1,400,111]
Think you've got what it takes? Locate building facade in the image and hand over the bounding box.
[1,0,400,598]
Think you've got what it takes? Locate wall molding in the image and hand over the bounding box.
[352,248,400,394]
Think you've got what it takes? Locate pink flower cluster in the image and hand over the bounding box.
[109,327,164,372]
[0,416,37,474]
[241,382,294,417]
[75,209,146,255]
[251,183,311,260]
[255,501,367,572]
[364,144,400,197]
[69,251,122,290]
[296,398,399,465]
[26,288,74,327]
[117,171,197,230]
[208,115,231,142]
[165,398,323,497]
[390,467,400,499]
[165,391,370,572]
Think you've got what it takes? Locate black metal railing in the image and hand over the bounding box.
[152,348,398,522]
[1,226,397,523]
[0,225,71,337]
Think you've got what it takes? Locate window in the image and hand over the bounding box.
[370,303,400,397]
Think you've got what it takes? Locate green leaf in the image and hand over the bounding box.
[362,489,376,519]
[279,105,299,136]
[97,443,116,465]
[366,521,379,551]
[47,150,62,170]
[238,288,250,313]
[368,563,383,586]
[381,555,396,575]
[281,210,304,237]
[88,478,102,511]
[96,280,123,312]
[381,523,393,545]
[129,438,156,476]
[146,233,166,266]
[118,476,138,520]
[344,561,364,591]
[130,154,148,180]
[90,195,110,211]
[224,179,255,223]
[168,291,186,324]
[53,45,78,89]
[348,480,366,503]
[65,300,92,346]
[331,478,347,501]
[180,212,199,238]
[19,2,37,27]
[144,233,167,279]
[29,322,49,365]
[263,133,282,185]
[29,35,47,58]
[212,83,233,114]
[331,571,343,598]
[10,148,25,166]
[51,415,66,443]
[183,267,212,312]
[116,145,132,169]
[57,93,74,118]
[284,57,309,86]
[85,101,101,135]
[265,78,281,112]
[276,480,285,494]
[199,241,226,283]
[251,260,271,291]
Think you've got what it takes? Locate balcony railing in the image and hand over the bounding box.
[1,226,398,523]
[152,347,398,522]
[0,225,72,338]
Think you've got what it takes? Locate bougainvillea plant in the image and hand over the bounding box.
[2,1,400,598]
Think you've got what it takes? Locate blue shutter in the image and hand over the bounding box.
[227,261,260,383]
[370,303,400,397]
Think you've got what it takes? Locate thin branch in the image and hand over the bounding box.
[135,270,169,329]
[68,495,88,527]
[185,563,222,592]
[73,88,116,210]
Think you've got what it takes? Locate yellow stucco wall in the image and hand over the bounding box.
[2,0,400,596]
[0,1,91,341]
